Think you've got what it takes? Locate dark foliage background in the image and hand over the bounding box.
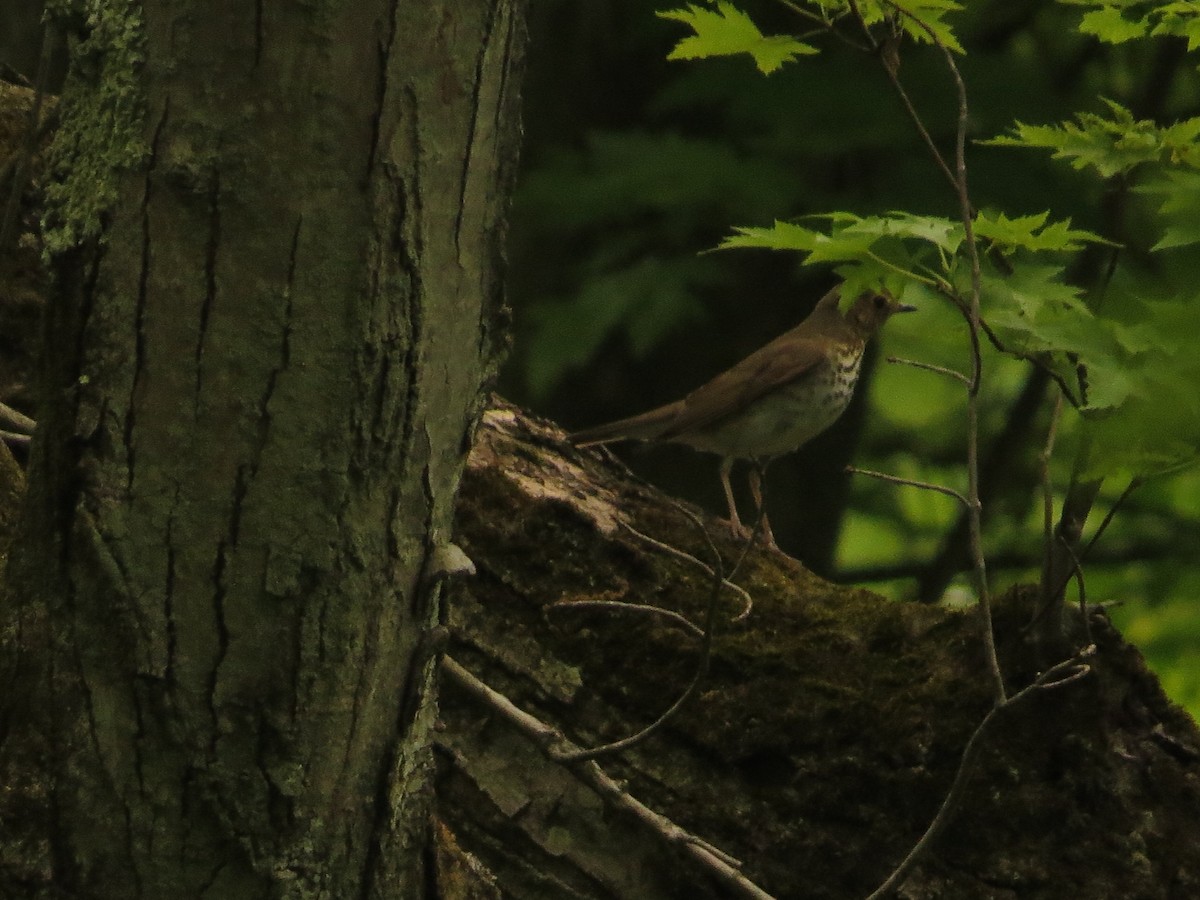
[498,0,1200,717]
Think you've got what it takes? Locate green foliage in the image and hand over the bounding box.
[1059,0,1200,49]
[985,100,1200,178]
[852,0,966,53]
[657,2,817,73]
[973,211,1110,254]
[512,0,1200,713]
[1136,169,1200,249]
[1081,296,1200,477]
[717,210,1107,292]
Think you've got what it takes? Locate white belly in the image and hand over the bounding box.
[679,353,862,460]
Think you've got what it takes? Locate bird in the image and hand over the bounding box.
[571,285,916,546]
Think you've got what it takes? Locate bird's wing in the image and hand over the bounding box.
[659,330,830,438]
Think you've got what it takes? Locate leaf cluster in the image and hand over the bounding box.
[657,0,1200,482]
[1059,0,1200,50]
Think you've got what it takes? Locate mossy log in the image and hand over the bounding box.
[439,399,1200,900]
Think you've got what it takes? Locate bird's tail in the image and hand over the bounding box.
[570,401,683,447]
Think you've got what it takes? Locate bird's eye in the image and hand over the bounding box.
[874,294,887,309]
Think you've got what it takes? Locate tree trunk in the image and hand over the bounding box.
[0,1,525,896]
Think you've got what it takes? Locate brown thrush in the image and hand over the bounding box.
[571,285,916,544]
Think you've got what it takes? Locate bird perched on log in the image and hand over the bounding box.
[571,285,916,546]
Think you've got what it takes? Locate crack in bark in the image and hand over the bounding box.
[337,606,379,835]
[494,1,519,142]
[203,215,300,753]
[164,510,177,684]
[398,86,425,266]
[366,0,399,180]
[359,642,428,898]
[206,538,231,757]
[195,169,222,408]
[127,100,168,493]
[255,709,292,832]
[453,2,499,259]
[68,577,141,893]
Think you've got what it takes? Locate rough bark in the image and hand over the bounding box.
[0,1,524,897]
[439,399,1200,900]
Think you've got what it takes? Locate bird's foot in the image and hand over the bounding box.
[724,516,779,552]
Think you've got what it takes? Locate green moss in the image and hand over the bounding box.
[41,0,147,256]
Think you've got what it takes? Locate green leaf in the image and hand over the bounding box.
[1079,6,1150,43]
[1137,169,1200,250]
[984,102,1200,178]
[657,2,818,74]
[718,219,824,252]
[1080,296,1200,478]
[1152,2,1200,51]
[720,211,961,253]
[872,210,963,251]
[979,264,1130,407]
[887,0,965,53]
[974,210,1112,253]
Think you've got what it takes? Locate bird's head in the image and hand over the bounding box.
[844,291,917,337]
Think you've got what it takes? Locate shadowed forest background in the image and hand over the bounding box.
[1,1,1200,896]
[498,0,1200,719]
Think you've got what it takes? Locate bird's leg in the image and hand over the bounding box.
[747,462,777,549]
[718,457,744,533]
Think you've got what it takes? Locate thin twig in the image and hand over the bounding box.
[771,0,833,30]
[845,0,879,48]
[886,356,970,385]
[866,650,1093,899]
[441,656,779,900]
[555,504,761,763]
[772,0,872,52]
[891,2,1006,706]
[1046,472,1137,614]
[1039,394,1064,613]
[1040,475,1141,634]
[965,311,1084,409]
[878,58,959,195]
[546,599,705,638]
[847,465,968,508]
[1080,476,1142,562]
[620,520,754,621]
[1055,534,1092,645]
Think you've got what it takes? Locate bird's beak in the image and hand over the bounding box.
[896,303,918,314]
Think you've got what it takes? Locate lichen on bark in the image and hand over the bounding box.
[40,0,148,255]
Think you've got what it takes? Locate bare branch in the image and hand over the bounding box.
[621,520,754,621]
[876,50,959,195]
[554,504,760,763]
[886,1,1005,706]
[546,599,705,638]
[1080,476,1143,562]
[1055,534,1092,646]
[886,355,971,386]
[867,650,1093,899]
[846,465,969,508]
[441,656,780,900]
